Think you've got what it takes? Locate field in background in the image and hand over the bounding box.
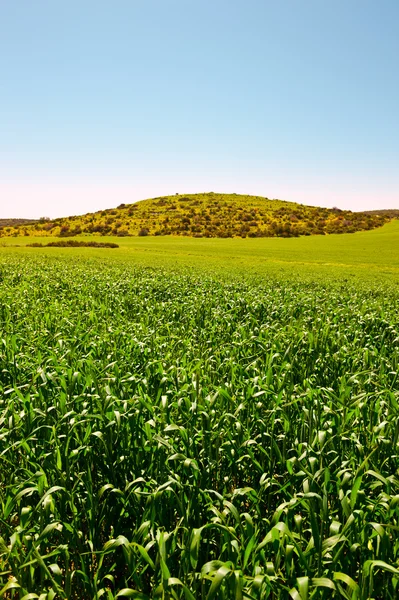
[1,219,399,283]
[1,223,399,598]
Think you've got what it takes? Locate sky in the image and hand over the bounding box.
[1,0,398,218]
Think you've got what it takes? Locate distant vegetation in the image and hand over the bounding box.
[27,240,119,248]
[363,209,399,218]
[0,218,38,228]
[1,193,395,238]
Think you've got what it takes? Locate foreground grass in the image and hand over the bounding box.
[0,246,399,598]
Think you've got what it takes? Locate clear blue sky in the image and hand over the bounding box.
[1,0,398,218]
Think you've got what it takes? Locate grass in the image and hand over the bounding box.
[2,219,399,282]
[0,224,399,598]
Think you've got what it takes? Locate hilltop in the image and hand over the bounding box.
[0,193,394,238]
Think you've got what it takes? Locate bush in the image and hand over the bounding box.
[27,240,119,248]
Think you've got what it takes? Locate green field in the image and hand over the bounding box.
[1,223,399,598]
[2,219,399,282]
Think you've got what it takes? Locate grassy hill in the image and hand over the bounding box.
[0,192,394,238]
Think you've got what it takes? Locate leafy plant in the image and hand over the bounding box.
[0,255,398,597]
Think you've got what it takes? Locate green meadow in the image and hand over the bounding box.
[2,219,399,282]
[1,222,399,598]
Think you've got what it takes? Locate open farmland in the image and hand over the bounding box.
[2,219,399,281]
[1,225,399,598]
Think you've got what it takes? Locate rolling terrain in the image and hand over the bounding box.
[0,192,393,238]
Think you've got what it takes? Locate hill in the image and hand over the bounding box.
[0,192,395,238]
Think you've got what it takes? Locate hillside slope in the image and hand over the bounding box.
[0,192,393,238]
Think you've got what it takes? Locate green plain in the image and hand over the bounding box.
[0,221,398,598]
[1,219,399,283]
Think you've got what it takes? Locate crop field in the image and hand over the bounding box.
[1,227,399,598]
[2,219,399,283]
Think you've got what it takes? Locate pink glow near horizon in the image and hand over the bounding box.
[1,180,398,220]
